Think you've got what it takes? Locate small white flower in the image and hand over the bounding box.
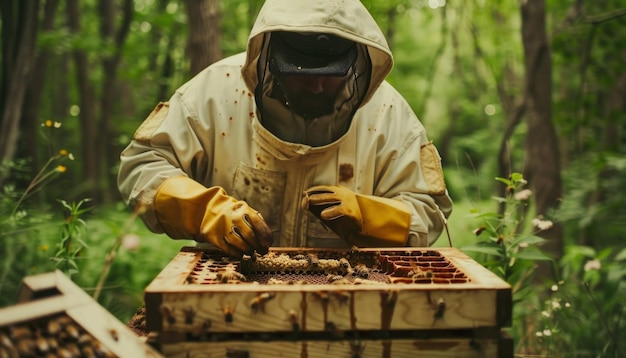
[551,284,558,292]
[535,331,543,337]
[543,329,552,337]
[514,189,532,201]
[551,300,561,310]
[122,234,141,251]
[541,311,550,318]
[532,217,554,230]
[565,302,571,308]
[584,259,601,271]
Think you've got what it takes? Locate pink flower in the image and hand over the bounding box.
[122,234,141,251]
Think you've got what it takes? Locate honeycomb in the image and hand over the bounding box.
[0,314,116,357]
[185,249,470,285]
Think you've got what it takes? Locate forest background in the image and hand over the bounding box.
[1,0,625,356]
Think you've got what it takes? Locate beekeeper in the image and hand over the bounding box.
[117,0,453,258]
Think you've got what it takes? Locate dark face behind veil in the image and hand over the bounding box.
[255,32,372,147]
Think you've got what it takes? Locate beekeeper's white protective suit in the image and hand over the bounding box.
[117,0,453,258]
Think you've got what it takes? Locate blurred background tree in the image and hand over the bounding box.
[1,0,624,355]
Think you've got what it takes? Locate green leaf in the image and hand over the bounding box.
[495,176,512,186]
[514,249,553,261]
[67,260,79,270]
[565,245,596,259]
[511,234,547,247]
[461,245,504,257]
[473,211,501,219]
[510,172,524,182]
[615,248,626,262]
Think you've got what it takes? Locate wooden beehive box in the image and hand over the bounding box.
[0,270,163,358]
[145,247,513,357]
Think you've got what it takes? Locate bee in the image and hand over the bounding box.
[108,328,119,342]
[306,253,320,267]
[202,319,212,331]
[411,269,434,281]
[287,279,307,285]
[0,332,12,349]
[353,263,370,278]
[91,340,109,357]
[65,323,80,339]
[267,277,287,285]
[183,306,195,325]
[352,278,378,285]
[339,257,351,269]
[382,290,398,308]
[433,297,446,320]
[324,321,344,338]
[56,347,73,358]
[35,334,50,353]
[347,245,360,256]
[9,326,30,340]
[326,274,346,284]
[47,336,59,351]
[216,270,247,283]
[330,291,350,305]
[312,291,330,305]
[287,309,300,333]
[78,333,91,344]
[408,261,433,281]
[293,254,307,261]
[349,339,366,358]
[221,303,237,323]
[190,319,212,340]
[66,342,81,356]
[250,292,276,314]
[46,319,61,335]
[426,292,446,325]
[81,346,96,357]
[160,304,176,325]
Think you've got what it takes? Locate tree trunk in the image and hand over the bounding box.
[67,0,99,200]
[97,0,134,202]
[0,1,40,186]
[520,0,563,279]
[184,0,223,77]
[149,0,176,102]
[22,0,61,178]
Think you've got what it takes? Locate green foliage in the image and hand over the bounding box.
[0,163,182,320]
[1,0,625,353]
[556,153,626,248]
[72,203,183,320]
[515,245,626,356]
[0,120,183,321]
[456,172,626,356]
[461,174,553,302]
[50,198,92,278]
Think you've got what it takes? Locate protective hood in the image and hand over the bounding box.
[241,0,394,110]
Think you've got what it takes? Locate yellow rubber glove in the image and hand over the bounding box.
[154,176,273,258]
[301,185,411,247]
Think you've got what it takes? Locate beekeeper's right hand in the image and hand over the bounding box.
[154,176,273,258]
